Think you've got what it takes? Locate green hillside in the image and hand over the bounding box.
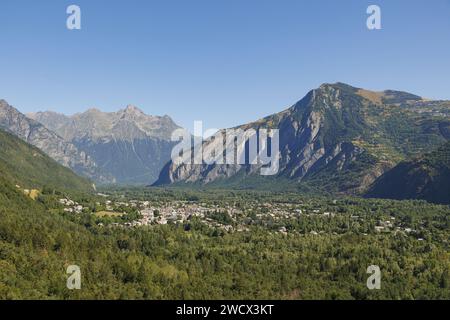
[0,129,93,193]
[366,141,450,204]
[1,176,449,299]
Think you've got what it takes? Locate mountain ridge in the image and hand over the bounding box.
[0,127,94,192]
[27,104,179,141]
[154,82,450,194]
[366,141,450,204]
[28,105,182,185]
[0,100,113,184]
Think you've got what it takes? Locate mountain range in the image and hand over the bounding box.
[1,82,449,203]
[0,101,181,185]
[27,106,180,185]
[0,100,111,183]
[154,83,450,197]
[0,85,449,299]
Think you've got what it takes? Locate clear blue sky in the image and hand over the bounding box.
[0,0,449,132]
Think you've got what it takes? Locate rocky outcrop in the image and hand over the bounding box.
[28,105,181,185]
[154,83,450,194]
[0,100,112,183]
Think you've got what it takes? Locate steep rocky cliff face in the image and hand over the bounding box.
[154,83,450,194]
[0,100,112,183]
[28,105,180,185]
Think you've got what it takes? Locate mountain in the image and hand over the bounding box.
[0,100,112,184]
[0,128,93,192]
[154,83,450,194]
[28,105,181,185]
[366,141,450,204]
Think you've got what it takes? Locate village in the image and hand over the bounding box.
[56,193,423,238]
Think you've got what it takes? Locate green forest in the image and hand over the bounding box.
[1,179,449,299]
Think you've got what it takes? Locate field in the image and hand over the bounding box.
[94,211,124,218]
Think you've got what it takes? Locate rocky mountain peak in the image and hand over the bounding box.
[318,82,358,93]
[119,105,147,122]
[85,107,102,114]
[154,83,450,195]
[289,82,355,114]
[26,104,182,184]
[123,104,144,114]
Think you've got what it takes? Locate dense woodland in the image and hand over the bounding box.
[1,180,449,299]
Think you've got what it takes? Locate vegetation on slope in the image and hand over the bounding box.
[1,181,449,299]
[0,129,93,193]
[367,141,450,204]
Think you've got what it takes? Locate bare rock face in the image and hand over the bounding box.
[0,100,113,183]
[28,105,181,185]
[154,83,450,194]
[29,105,179,142]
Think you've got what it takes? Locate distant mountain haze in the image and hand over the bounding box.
[28,105,178,141]
[27,105,181,185]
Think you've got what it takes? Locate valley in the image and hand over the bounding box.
[0,82,449,300]
[1,0,449,305]
[59,188,447,241]
[2,184,447,299]
[2,82,450,203]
